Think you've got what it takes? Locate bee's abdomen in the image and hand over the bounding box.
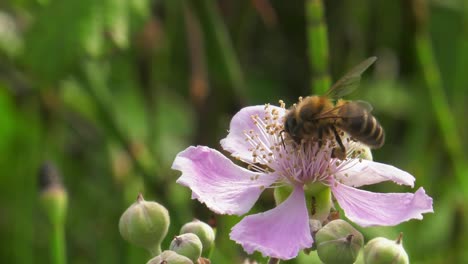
[340,112,385,149]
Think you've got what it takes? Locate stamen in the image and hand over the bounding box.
[278,100,286,108]
[241,102,360,188]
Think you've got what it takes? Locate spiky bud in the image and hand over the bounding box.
[315,219,364,264]
[364,233,409,264]
[180,219,215,256]
[119,194,170,256]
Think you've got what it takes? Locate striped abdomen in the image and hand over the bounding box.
[338,104,385,148]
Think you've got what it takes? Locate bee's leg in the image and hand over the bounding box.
[331,126,346,160]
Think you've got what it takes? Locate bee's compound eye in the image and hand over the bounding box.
[285,116,297,135]
[284,116,294,133]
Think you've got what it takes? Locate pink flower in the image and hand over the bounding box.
[171,104,433,260]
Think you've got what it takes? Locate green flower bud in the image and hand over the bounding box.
[315,219,364,264]
[364,233,409,264]
[169,233,202,262]
[40,187,68,225]
[38,162,68,225]
[146,250,193,264]
[119,193,170,256]
[180,219,215,256]
[38,162,68,264]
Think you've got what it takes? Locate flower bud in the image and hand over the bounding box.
[364,233,409,264]
[180,219,215,256]
[169,233,202,262]
[146,250,193,264]
[315,219,364,264]
[38,162,68,226]
[119,194,170,255]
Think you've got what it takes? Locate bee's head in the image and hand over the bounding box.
[284,111,302,143]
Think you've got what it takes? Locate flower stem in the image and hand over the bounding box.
[306,0,331,94]
[51,221,66,264]
[39,164,67,264]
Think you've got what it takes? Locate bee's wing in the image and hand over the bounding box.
[313,100,373,120]
[325,57,377,99]
[350,100,373,113]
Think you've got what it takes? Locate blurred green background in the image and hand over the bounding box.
[0,0,467,263]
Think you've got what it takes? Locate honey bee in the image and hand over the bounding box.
[284,57,385,159]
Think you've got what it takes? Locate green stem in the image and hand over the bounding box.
[79,62,160,186]
[412,0,467,193]
[453,1,468,128]
[414,36,463,161]
[51,221,66,264]
[190,0,246,100]
[306,0,331,94]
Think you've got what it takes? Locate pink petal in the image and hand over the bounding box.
[230,186,313,260]
[172,146,278,215]
[335,160,415,187]
[220,105,286,164]
[331,181,433,227]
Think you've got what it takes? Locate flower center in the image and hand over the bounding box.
[241,103,361,187]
